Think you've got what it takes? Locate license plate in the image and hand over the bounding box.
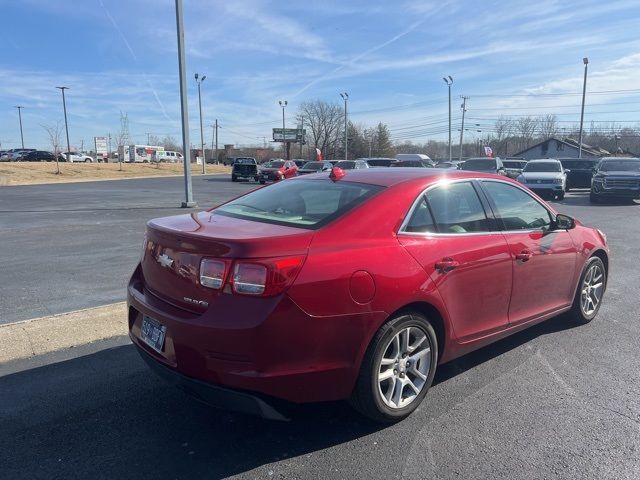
[140,316,166,353]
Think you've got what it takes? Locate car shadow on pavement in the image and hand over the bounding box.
[0,313,583,480]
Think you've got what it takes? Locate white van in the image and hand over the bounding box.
[157,151,183,163]
[395,153,432,162]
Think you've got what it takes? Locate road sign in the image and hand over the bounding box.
[273,128,305,142]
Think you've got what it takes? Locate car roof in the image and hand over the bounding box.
[527,159,561,163]
[291,167,510,187]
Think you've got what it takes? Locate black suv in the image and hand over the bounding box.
[559,158,600,189]
[231,157,259,182]
[460,157,506,175]
[22,150,57,162]
[590,157,640,203]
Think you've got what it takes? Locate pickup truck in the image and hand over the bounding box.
[231,157,259,182]
[590,157,640,203]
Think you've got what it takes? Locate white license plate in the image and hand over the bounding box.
[140,316,166,353]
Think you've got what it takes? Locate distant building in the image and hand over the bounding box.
[514,137,609,160]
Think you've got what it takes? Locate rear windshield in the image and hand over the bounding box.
[524,162,561,172]
[215,180,383,229]
[367,159,393,166]
[461,159,496,170]
[263,161,284,168]
[335,161,355,169]
[599,160,640,172]
[560,160,595,169]
[301,162,324,170]
[235,158,255,165]
[503,161,524,168]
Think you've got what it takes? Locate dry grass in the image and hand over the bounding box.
[0,162,231,186]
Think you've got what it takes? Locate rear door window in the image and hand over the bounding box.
[481,181,553,231]
[422,181,491,233]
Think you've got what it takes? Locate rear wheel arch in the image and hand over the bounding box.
[388,301,448,362]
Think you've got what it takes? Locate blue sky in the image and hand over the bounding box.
[2,0,640,151]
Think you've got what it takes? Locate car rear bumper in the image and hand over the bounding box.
[127,265,371,405]
[135,344,289,420]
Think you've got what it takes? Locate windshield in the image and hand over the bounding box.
[301,162,324,170]
[560,160,595,169]
[263,161,284,168]
[215,180,384,229]
[599,160,640,172]
[335,161,356,169]
[461,159,496,171]
[524,162,561,172]
[503,161,524,168]
[235,158,255,165]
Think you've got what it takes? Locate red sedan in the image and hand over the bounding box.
[258,159,298,184]
[128,168,609,422]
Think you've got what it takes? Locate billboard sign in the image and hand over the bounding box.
[272,128,305,142]
[94,136,108,156]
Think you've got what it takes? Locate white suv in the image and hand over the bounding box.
[517,159,568,200]
[60,152,94,163]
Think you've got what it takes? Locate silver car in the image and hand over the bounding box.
[517,159,568,200]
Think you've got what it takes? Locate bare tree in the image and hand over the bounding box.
[493,116,514,155]
[537,114,558,139]
[114,111,130,171]
[516,116,538,151]
[297,100,343,158]
[42,122,64,174]
[162,136,180,152]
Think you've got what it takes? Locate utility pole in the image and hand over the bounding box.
[340,92,349,160]
[578,57,589,158]
[145,132,151,144]
[279,100,288,160]
[299,117,304,158]
[214,119,218,165]
[211,124,215,160]
[443,76,453,161]
[56,87,71,160]
[195,73,206,173]
[175,0,196,207]
[458,96,468,161]
[108,133,112,160]
[14,106,25,149]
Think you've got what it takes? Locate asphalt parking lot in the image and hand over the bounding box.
[1,178,639,479]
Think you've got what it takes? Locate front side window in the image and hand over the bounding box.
[461,159,497,171]
[482,181,552,231]
[423,182,491,233]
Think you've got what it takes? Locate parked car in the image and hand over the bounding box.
[502,160,528,179]
[517,159,568,200]
[128,168,609,423]
[259,160,298,184]
[334,160,370,170]
[460,157,506,175]
[364,158,397,167]
[231,157,259,182]
[6,148,36,161]
[395,153,433,165]
[391,159,434,168]
[59,152,94,163]
[435,160,465,170]
[296,161,334,175]
[21,150,57,162]
[157,151,183,163]
[291,159,307,168]
[590,157,640,203]
[559,158,600,189]
[0,151,10,162]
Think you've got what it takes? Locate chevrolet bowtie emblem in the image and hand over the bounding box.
[157,253,174,268]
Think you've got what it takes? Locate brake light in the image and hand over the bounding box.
[232,256,305,296]
[200,259,227,289]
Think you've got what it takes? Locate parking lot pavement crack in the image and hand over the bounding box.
[21,326,36,357]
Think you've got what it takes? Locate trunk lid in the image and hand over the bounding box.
[142,211,313,313]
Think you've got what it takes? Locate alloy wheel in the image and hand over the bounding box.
[580,263,604,316]
[377,326,432,409]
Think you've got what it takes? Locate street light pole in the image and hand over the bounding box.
[56,87,71,160]
[442,76,453,161]
[14,106,25,149]
[175,0,196,208]
[340,92,349,160]
[458,96,468,161]
[195,73,207,174]
[578,57,589,159]
[279,100,288,160]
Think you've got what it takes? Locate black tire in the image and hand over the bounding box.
[231,174,237,182]
[259,180,266,185]
[557,191,565,200]
[350,312,438,423]
[569,256,606,324]
[589,192,599,203]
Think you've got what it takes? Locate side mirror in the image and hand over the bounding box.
[555,214,575,230]
[564,169,571,173]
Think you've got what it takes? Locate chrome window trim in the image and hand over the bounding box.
[398,177,556,237]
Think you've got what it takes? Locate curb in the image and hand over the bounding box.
[0,302,128,364]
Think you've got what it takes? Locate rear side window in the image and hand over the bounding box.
[404,196,436,233]
[425,182,491,233]
[215,180,383,229]
[482,181,552,231]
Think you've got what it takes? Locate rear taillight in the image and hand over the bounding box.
[199,256,305,296]
[200,259,227,289]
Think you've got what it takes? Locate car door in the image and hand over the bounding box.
[398,180,512,342]
[479,180,578,325]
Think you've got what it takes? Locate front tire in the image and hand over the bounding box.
[557,191,565,200]
[231,174,237,182]
[569,256,606,324]
[350,312,438,423]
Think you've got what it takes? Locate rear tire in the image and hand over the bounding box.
[557,191,565,200]
[569,256,606,324]
[231,174,237,182]
[350,312,438,423]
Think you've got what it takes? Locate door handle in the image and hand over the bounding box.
[435,257,459,273]
[515,249,532,262]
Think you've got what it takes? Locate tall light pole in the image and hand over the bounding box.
[279,100,288,160]
[14,106,25,149]
[458,96,468,161]
[340,92,349,160]
[56,87,71,159]
[442,76,453,161]
[195,73,207,174]
[175,0,196,207]
[578,57,589,158]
